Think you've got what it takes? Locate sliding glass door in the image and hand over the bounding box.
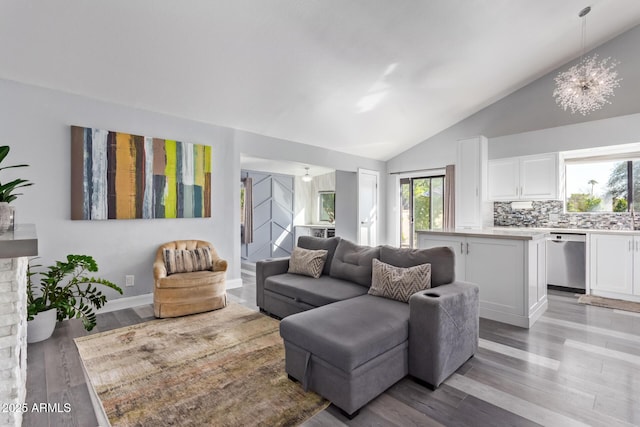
[400,176,445,248]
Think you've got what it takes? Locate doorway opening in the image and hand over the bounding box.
[400,176,445,248]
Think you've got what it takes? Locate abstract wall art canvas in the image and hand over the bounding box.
[71,126,211,220]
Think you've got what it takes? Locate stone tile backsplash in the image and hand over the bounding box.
[494,200,639,230]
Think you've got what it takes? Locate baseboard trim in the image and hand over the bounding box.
[226,278,243,290]
[97,293,153,314]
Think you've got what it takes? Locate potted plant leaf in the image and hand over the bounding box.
[0,145,33,232]
[27,254,123,343]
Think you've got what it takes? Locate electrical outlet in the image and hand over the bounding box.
[125,275,135,287]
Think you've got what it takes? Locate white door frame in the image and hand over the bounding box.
[357,168,379,246]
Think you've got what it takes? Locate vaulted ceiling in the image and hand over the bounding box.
[2,1,640,160]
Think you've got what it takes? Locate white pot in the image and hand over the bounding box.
[27,308,57,343]
[0,202,14,233]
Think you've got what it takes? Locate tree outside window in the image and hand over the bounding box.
[565,159,640,212]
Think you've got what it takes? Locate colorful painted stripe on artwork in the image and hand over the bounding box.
[143,137,154,219]
[107,131,117,219]
[163,140,178,219]
[81,127,92,219]
[204,145,212,218]
[115,132,137,219]
[90,129,109,220]
[193,144,205,217]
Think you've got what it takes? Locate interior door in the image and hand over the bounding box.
[358,168,379,246]
[242,171,294,262]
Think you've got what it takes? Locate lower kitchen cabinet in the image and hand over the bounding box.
[589,233,640,299]
[417,233,547,328]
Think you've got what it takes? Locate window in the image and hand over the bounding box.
[400,176,444,248]
[318,191,335,222]
[565,151,640,212]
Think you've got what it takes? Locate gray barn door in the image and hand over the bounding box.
[242,170,294,262]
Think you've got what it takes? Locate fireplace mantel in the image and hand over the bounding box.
[0,224,38,258]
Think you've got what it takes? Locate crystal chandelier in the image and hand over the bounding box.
[553,6,621,116]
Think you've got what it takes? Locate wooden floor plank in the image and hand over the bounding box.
[446,374,595,427]
[301,409,349,427]
[366,392,446,427]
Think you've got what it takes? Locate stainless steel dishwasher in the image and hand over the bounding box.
[546,233,586,293]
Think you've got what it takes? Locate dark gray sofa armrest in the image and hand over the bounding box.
[408,280,479,388]
[255,257,290,308]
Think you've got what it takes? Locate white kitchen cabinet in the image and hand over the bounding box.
[487,158,519,200]
[488,153,558,201]
[417,232,547,327]
[589,233,635,296]
[455,136,487,229]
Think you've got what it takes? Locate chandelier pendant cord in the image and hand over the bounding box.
[580,11,586,61]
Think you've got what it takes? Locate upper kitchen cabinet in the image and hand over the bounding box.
[455,136,487,229]
[488,153,558,201]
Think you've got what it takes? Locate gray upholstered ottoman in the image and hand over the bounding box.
[280,294,409,417]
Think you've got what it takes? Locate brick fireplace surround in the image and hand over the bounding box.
[0,225,38,427]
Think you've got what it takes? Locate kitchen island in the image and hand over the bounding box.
[417,228,547,328]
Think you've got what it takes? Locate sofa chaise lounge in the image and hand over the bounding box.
[256,236,479,417]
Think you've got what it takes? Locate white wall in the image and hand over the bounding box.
[489,112,640,159]
[0,78,387,302]
[335,171,357,242]
[0,79,239,300]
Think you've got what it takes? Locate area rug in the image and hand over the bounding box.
[578,294,640,313]
[75,303,328,426]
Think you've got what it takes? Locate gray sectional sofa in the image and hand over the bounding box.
[256,236,479,417]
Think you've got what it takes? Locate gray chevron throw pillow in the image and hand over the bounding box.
[288,247,328,279]
[369,258,431,303]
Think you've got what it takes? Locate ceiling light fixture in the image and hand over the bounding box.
[302,167,312,182]
[553,6,621,116]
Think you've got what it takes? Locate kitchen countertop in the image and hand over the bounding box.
[417,228,547,240]
[418,226,640,241]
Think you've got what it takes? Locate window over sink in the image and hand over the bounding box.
[563,143,640,213]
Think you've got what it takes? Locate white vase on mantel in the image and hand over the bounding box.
[0,202,14,233]
[27,308,57,343]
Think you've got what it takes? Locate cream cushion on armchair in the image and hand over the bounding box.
[153,240,227,318]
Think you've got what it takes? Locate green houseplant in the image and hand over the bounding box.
[27,254,123,340]
[0,145,33,231]
[0,145,33,202]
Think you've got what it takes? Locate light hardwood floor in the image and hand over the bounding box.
[24,265,640,426]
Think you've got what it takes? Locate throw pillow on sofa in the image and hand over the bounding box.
[297,236,341,276]
[163,247,213,275]
[288,247,328,278]
[368,258,431,303]
[330,239,380,287]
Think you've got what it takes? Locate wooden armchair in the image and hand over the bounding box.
[153,240,227,318]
